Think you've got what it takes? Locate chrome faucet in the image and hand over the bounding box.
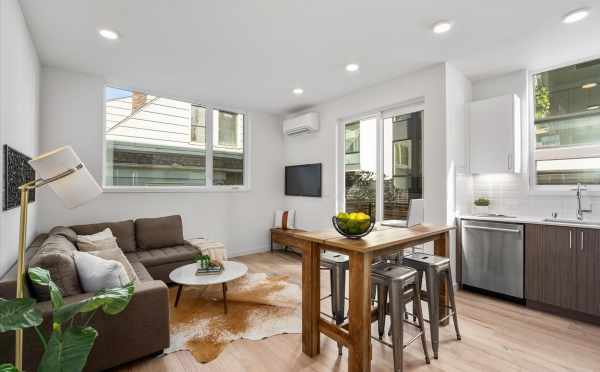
[573,183,592,221]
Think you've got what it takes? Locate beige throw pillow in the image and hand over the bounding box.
[89,248,139,283]
[77,228,119,252]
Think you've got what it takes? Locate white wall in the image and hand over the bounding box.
[470,70,600,219]
[38,67,284,258]
[0,0,40,277]
[284,64,448,230]
[444,64,473,282]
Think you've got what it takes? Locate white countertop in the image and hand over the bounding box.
[459,214,600,230]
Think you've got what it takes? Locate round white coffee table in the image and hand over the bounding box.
[169,261,248,313]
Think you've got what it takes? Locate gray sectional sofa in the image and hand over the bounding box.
[0,215,224,371]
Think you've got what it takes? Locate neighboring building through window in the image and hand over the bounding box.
[533,58,600,186]
[104,87,245,188]
[342,108,423,221]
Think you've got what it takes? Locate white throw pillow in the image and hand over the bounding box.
[74,251,130,293]
[274,209,295,229]
[77,228,119,252]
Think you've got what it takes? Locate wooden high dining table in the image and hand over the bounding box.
[280,224,454,372]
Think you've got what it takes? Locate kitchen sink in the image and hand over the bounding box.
[542,218,600,226]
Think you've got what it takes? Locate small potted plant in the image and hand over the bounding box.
[473,197,490,215]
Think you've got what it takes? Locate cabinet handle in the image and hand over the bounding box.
[507,154,512,170]
[569,230,572,249]
[581,231,584,251]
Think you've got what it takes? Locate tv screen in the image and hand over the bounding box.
[285,163,322,197]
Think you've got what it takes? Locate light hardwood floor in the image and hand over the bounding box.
[116,252,600,372]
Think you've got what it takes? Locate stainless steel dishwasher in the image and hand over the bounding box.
[461,220,524,299]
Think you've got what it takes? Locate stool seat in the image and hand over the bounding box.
[372,262,416,281]
[320,251,350,265]
[403,253,449,267]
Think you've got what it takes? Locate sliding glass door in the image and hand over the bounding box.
[344,117,377,220]
[341,106,423,221]
[383,110,423,220]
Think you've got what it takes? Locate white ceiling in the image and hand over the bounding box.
[19,0,600,114]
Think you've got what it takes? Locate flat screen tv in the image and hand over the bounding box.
[285,163,322,197]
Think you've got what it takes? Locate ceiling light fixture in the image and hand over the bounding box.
[293,88,304,95]
[582,82,598,89]
[98,29,120,40]
[345,63,360,72]
[562,8,590,24]
[432,20,453,34]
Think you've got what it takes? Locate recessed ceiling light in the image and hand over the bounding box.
[562,8,589,24]
[292,88,304,95]
[98,29,119,40]
[582,82,598,89]
[432,20,453,34]
[345,63,360,72]
[587,105,600,111]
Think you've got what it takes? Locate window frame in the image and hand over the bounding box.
[336,100,424,222]
[528,56,600,195]
[102,85,251,193]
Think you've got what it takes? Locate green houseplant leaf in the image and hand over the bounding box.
[53,282,135,324]
[0,298,42,332]
[38,326,97,372]
[28,267,64,309]
[0,363,19,372]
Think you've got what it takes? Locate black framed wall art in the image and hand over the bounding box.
[3,145,36,211]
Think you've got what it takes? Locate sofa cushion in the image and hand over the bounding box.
[71,220,136,253]
[135,215,184,251]
[48,226,77,243]
[125,245,200,267]
[131,262,153,282]
[28,235,83,300]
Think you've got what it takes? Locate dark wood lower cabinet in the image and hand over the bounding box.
[575,228,600,316]
[525,224,600,320]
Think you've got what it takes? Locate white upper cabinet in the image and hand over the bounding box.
[469,94,521,174]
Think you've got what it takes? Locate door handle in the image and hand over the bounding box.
[463,225,521,233]
[569,230,572,249]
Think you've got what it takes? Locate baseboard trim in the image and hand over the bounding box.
[527,300,600,326]
[227,246,270,258]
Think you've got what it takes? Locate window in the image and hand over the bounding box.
[104,87,247,189]
[344,118,377,219]
[383,112,423,220]
[213,109,245,185]
[533,58,600,187]
[340,106,423,221]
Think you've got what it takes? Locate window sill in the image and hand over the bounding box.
[102,185,250,194]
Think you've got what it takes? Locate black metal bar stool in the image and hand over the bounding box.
[320,250,349,355]
[402,253,461,359]
[371,262,430,372]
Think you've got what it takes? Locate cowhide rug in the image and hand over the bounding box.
[165,273,301,363]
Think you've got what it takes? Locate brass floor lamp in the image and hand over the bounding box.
[14,146,102,370]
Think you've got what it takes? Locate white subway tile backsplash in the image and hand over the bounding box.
[468,173,600,219]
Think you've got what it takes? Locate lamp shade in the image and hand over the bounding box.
[29,146,102,209]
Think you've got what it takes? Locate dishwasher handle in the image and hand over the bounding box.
[463,225,522,234]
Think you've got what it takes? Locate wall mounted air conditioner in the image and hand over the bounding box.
[283,112,320,136]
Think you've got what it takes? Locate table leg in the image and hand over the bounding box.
[174,285,183,307]
[301,242,320,357]
[223,283,228,314]
[434,231,450,326]
[348,251,372,372]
